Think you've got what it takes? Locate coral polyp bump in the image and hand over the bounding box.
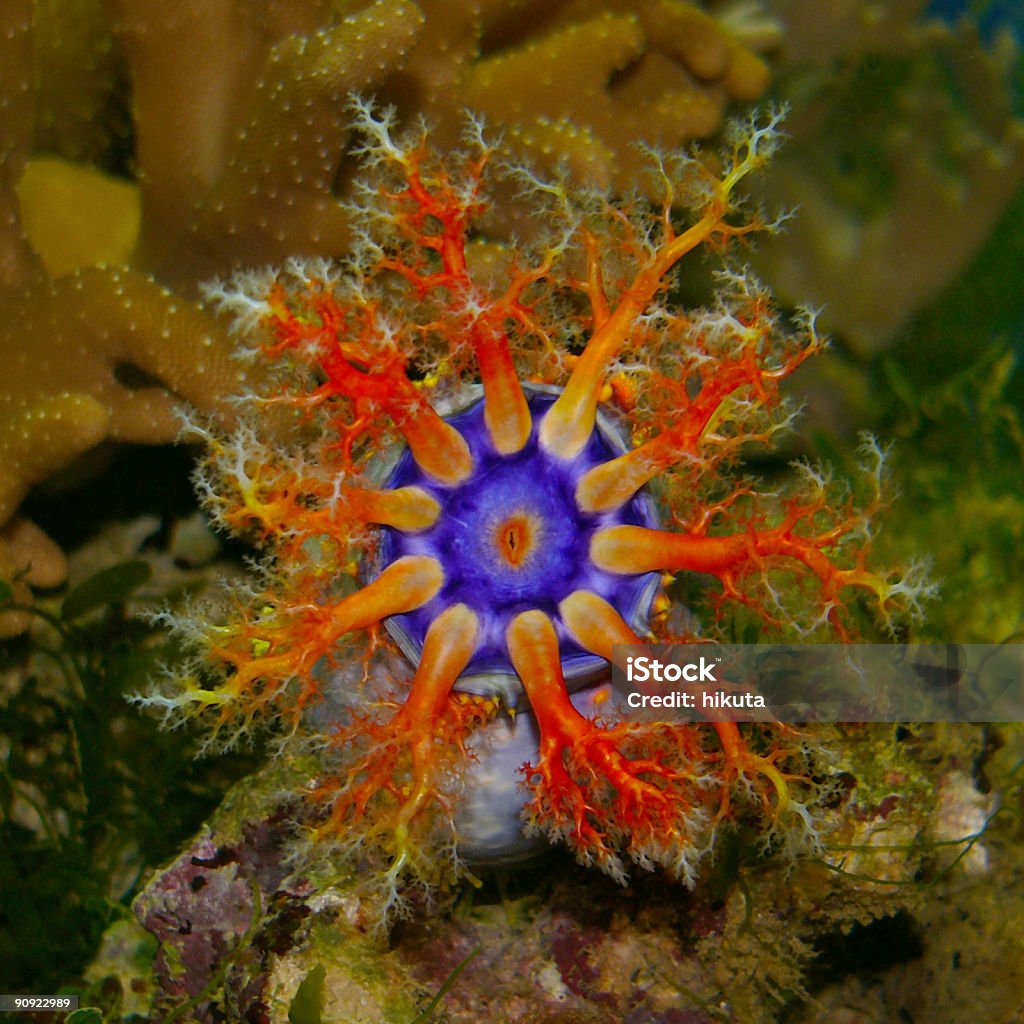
[142,99,931,919]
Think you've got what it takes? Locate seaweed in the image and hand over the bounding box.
[0,563,255,994]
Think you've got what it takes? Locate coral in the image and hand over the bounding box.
[15,158,140,278]
[139,104,929,926]
[0,0,425,625]
[0,269,241,516]
[0,3,221,627]
[113,0,773,289]
[752,0,1024,355]
[0,266,247,637]
[75,0,774,292]
[417,0,772,193]
[117,0,428,288]
[0,0,771,623]
[30,0,124,167]
[0,0,41,293]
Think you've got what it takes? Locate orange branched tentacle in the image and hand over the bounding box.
[591,514,893,635]
[539,276,662,461]
[339,485,440,532]
[225,475,438,541]
[264,281,473,484]
[592,523,857,586]
[378,140,533,454]
[584,228,612,330]
[539,216,744,461]
[321,554,445,636]
[507,610,589,747]
[507,610,702,878]
[320,341,472,484]
[577,337,822,511]
[385,604,481,842]
[313,604,483,881]
[206,555,445,724]
[710,721,810,823]
[470,317,532,454]
[540,120,782,462]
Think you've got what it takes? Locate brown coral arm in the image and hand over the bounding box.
[135,0,426,288]
[0,394,109,525]
[461,1,769,191]
[0,266,240,521]
[116,0,334,268]
[631,0,769,99]
[0,0,44,291]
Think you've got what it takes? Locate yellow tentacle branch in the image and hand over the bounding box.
[540,111,785,462]
[538,280,658,461]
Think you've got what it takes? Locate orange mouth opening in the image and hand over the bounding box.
[494,511,538,569]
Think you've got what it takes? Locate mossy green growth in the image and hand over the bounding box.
[693,717,1002,1022]
[269,922,425,1024]
[67,1010,106,1024]
[874,176,1024,643]
[205,753,316,849]
[80,916,159,1021]
[0,561,255,995]
[288,964,326,1024]
[778,721,1023,1021]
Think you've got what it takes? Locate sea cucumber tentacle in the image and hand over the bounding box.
[139,103,931,922]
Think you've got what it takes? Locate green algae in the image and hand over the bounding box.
[0,560,255,996]
[877,202,1024,645]
[269,922,425,1024]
